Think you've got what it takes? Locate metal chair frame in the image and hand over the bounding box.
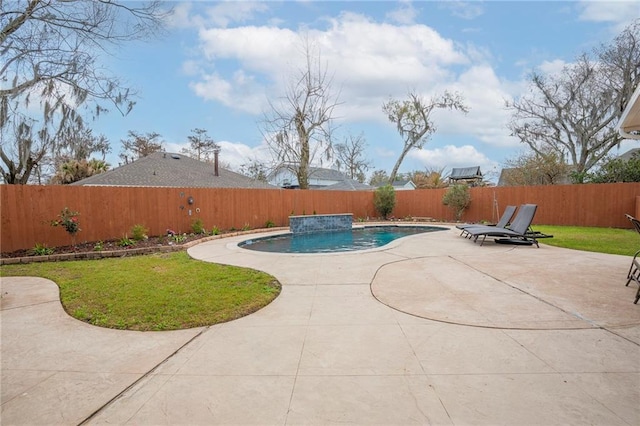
[625,214,640,304]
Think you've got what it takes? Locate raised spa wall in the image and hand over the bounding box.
[289,213,353,234]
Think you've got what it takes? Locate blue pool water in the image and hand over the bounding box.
[238,225,446,253]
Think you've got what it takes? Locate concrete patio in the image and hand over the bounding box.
[1,226,639,425]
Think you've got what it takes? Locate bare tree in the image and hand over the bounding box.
[0,117,48,184]
[262,39,340,189]
[180,128,219,162]
[501,150,571,186]
[368,169,389,187]
[0,0,168,184]
[119,131,164,164]
[333,132,371,183]
[506,19,640,178]
[239,159,270,182]
[383,91,468,183]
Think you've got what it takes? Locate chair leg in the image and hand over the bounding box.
[626,250,640,287]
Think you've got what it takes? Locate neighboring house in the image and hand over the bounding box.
[390,180,416,191]
[319,180,375,191]
[268,165,354,189]
[448,166,483,186]
[618,83,640,140]
[72,152,275,189]
[617,148,640,161]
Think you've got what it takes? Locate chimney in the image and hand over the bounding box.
[213,146,221,177]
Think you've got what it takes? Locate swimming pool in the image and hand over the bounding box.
[238,225,446,253]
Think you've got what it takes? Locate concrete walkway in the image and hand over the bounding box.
[1,226,639,425]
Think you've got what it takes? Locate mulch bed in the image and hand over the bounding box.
[0,229,289,265]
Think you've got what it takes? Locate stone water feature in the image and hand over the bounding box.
[289,213,353,234]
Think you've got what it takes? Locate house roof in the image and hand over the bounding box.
[72,152,275,189]
[617,148,640,161]
[308,167,348,181]
[391,180,416,188]
[319,179,374,191]
[449,166,483,180]
[267,165,347,182]
[497,168,517,186]
[618,84,640,139]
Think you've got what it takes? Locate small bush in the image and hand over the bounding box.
[443,185,472,221]
[51,207,81,236]
[171,234,187,243]
[211,226,220,235]
[265,220,275,228]
[30,243,54,256]
[242,223,251,231]
[118,235,136,247]
[130,224,148,241]
[374,185,396,219]
[93,241,104,251]
[191,218,206,234]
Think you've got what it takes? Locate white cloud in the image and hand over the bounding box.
[189,70,265,114]
[165,139,273,172]
[204,1,270,28]
[440,1,485,20]
[408,144,498,173]
[386,1,419,25]
[578,0,640,31]
[538,59,567,76]
[187,11,521,157]
[429,65,520,148]
[168,1,269,29]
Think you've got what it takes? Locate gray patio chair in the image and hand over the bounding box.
[456,205,517,238]
[465,204,539,247]
[625,214,640,304]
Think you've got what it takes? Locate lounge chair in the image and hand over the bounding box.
[457,205,517,238]
[625,214,640,304]
[465,204,539,247]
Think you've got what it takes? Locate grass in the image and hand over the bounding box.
[2,225,637,331]
[535,225,638,256]
[0,251,280,331]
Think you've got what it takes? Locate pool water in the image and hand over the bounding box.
[238,225,446,253]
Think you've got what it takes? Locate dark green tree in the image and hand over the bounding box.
[374,185,396,219]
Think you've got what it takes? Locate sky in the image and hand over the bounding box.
[91,0,640,183]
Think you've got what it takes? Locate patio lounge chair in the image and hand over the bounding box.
[456,205,517,238]
[625,214,640,304]
[466,204,539,247]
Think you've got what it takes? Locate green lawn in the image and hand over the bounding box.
[535,225,639,256]
[2,225,638,331]
[0,251,280,331]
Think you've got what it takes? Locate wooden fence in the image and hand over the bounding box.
[1,182,639,253]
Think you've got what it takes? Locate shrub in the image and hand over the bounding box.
[374,185,396,219]
[118,235,136,247]
[443,185,471,221]
[51,207,80,236]
[191,218,206,234]
[265,220,275,228]
[211,226,220,235]
[131,224,148,241]
[30,243,54,256]
[242,223,251,231]
[171,233,187,243]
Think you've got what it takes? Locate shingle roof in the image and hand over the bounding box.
[318,179,375,191]
[618,148,640,161]
[449,166,483,180]
[308,167,348,181]
[72,152,275,189]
